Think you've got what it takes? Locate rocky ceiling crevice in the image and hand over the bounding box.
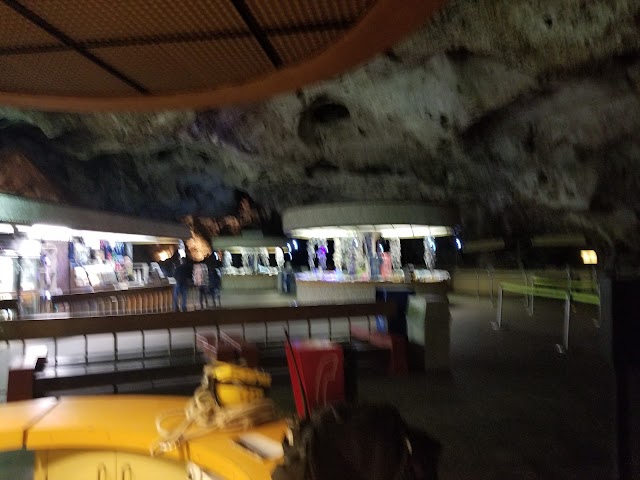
[0,0,639,251]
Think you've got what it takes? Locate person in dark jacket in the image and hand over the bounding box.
[204,254,222,308]
[173,258,192,312]
[208,264,222,308]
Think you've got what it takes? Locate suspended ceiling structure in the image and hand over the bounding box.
[0,0,445,111]
[283,203,459,239]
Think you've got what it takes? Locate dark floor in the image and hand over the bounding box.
[0,294,616,479]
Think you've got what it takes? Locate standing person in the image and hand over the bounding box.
[173,257,191,312]
[208,259,222,308]
[193,261,209,310]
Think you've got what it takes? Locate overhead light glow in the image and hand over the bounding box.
[292,240,298,250]
[19,239,42,257]
[455,238,462,250]
[0,223,15,235]
[28,224,73,241]
[581,250,598,265]
[290,225,452,239]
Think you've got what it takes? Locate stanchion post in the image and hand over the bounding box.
[493,286,503,330]
[528,280,535,317]
[558,293,571,354]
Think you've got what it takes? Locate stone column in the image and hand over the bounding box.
[365,233,381,279]
[259,247,269,268]
[333,238,343,272]
[346,237,358,276]
[307,239,317,270]
[317,238,328,271]
[223,250,232,268]
[275,247,285,270]
[389,237,402,270]
[424,236,436,270]
[355,234,368,278]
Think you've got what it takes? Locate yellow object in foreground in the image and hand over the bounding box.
[150,362,277,455]
[0,395,286,480]
[206,362,272,407]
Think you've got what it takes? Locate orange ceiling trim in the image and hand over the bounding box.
[0,0,447,112]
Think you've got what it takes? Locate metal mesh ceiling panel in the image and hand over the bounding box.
[271,30,345,65]
[245,0,375,28]
[93,38,274,93]
[0,3,60,51]
[18,0,248,43]
[0,51,138,96]
[0,0,378,97]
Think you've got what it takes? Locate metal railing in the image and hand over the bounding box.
[48,285,174,316]
[453,268,599,306]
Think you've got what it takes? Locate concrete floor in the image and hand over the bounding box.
[0,292,616,479]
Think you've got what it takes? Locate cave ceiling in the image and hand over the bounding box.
[0,0,639,251]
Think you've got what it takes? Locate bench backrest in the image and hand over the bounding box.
[0,303,396,342]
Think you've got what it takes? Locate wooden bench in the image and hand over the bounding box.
[33,354,206,397]
[1,302,398,399]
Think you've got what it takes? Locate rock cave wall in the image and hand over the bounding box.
[0,0,639,256]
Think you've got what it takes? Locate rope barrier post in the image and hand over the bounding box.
[141,330,146,360]
[476,271,480,301]
[492,286,503,331]
[53,338,58,366]
[84,334,88,365]
[557,293,571,354]
[528,277,535,317]
[113,332,118,361]
[522,270,529,308]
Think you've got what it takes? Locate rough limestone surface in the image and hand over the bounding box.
[0,0,639,253]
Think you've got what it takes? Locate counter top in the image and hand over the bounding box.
[0,397,57,451]
[295,278,445,285]
[0,395,287,480]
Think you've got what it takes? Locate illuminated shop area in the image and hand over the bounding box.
[283,203,458,303]
[212,232,290,291]
[0,193,188,317]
